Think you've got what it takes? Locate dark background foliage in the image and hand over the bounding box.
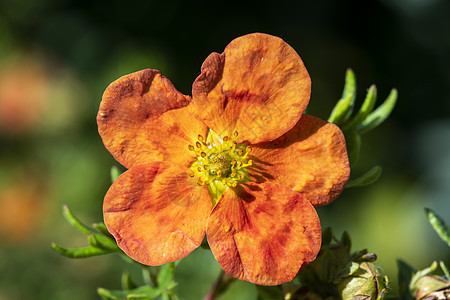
[0,0,449,299]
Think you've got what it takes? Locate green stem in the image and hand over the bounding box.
[203,270,234,300]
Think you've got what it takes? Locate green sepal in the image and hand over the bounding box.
[111,165,122,183]
[396,259,415,300]
[424,207,450,247]
[344,84,377,130]
[256,285,284,300]
[346,166,382,188]
[357,88,397,134]
[97,286,161,300]
[51,242,117,258]
[328,69,356,125]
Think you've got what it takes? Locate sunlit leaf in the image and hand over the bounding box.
[328,69,356,125]
[357,88,397,134]
[344,84,377,130]
[425,207,450,247]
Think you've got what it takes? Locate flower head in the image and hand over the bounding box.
[98,33,350,286]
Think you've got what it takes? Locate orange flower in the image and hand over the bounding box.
[98,33,350,286]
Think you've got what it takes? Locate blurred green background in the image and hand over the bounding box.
[0,0,449,299]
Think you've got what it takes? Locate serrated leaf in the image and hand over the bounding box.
[357,88,397,134]
[346,166,382,188]
[157,262,175,290]
[345,85,377,130]
[97,286,161,300]
[425,207,450,247]
[256,285,284,300]
[51,242,114,258]
[328,69,356,125]
[397,259,415,300]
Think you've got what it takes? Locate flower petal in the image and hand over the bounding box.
[207,182,321,286]
[103,162,212,265]
[192,33,310,144]
[98,69,207,169]
[250,114,350,206]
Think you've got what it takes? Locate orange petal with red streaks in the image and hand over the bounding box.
[207,182,321,286]
[250,114,350,207]
[103,162,212,265]
[192,33,310,144]
[98,69,207,169]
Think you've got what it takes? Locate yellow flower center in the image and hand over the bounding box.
[188,130,252,204]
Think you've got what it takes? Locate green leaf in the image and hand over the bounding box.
[346,166,382,188]
[111,165,122,183]
[93,222,113,237]
[62,205,119,250]
[62,204,92,235]
[328,69,356,125]
[341,231,352,249]
[97,286,161,300]
[322,227,333,246]
[425,207,450,247]
[397,259,415,300]
[51,242,115,258]
[256,285,284,300]
[344,85,377,130]
[440,261,450,279]
[357,88,397,134]
[88,233,119,251]
[344,129,362,167]
[122,272,137,290]
[157,262,175,290]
